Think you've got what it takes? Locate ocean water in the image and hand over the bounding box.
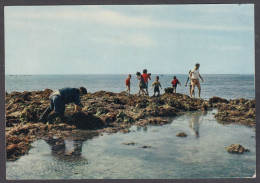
[5,74,255,100]
[6,110,256,179]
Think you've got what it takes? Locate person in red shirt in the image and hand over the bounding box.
[171,76,181,94]
[141,69,151,96]
[125,74,131,94]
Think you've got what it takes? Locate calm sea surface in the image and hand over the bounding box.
[5,74,255,100]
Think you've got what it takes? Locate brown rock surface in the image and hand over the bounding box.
[5,90,255,161]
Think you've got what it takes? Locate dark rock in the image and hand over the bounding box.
[141,145,152,148]
[176,132,187,137]
[122,142,137,145]
[209,96,228,104]
[164,87,173,94]
[225,144,249,154]
[66,113,105,129]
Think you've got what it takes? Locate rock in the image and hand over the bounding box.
[158,106,177,117]
[66,113,105,129]
[116,111,127,119]
[122,142,137,145]
[141,145,152,148]
[5,89,255,161]
[225,144,249,154]
[176,132,187,137]
[42,89,53,99]
[95,108,108,117]
[209,96,228,104]
[123,117,134,124]
[164,87,173,94]
[100,113,116,123]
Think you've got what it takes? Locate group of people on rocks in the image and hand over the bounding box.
[125,63,204,98]
[39,63,203,123]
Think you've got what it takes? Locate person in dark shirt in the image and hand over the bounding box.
[136,72,146,96]
[39,87,87,122]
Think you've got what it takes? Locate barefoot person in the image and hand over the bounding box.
[39,87,87,122]
[185,70,195,97]
[171,76,181,94]
[142,69,151,96]
[152,76,162,96]
[125,74,131,94]
[136,72,146,96]
[189,63,203,99]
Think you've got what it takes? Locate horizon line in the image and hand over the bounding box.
[5,73,255,75]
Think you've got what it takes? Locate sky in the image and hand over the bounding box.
[4,4,255,74]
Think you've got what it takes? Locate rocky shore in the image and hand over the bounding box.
[5,89,255,161]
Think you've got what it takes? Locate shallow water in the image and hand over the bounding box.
[6,110,255,179]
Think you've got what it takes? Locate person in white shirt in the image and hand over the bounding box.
[189,63,203,99]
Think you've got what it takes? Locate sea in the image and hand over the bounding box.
[5,74,255,100]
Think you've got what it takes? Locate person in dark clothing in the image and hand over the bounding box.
[136,72,146,96]
[39,87,87,122]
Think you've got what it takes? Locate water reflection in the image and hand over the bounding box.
[136,126,148,132]
[189,111,207,138]
[44,132,98,162]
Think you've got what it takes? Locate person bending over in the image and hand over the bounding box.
[39,87,87,122]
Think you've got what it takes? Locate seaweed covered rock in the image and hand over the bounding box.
[164,87,173,94]
[5,89,255,161]
[215,98,255,127]
[176,132,187,137]
[209,96,228,104]
[66,112,105,129]
[225,144,249,154]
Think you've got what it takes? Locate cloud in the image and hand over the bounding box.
[90,34,156,47]
[5,6,254,32]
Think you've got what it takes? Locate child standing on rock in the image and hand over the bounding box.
[152,76,162,96]
[141,69,151,96]
[136,72,146,96]
[125,74,131,94]
[171,76,181,94]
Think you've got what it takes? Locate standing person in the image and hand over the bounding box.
[171,76,181,94]
[142,69,151,96]
[125,74,131,94]
[136,72,146,96]
[185,70,195,98]
[152,76,162,97]
[189,63,203,99]
[39,87,87,122]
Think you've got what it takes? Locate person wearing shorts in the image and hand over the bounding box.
[152,76,162,96]
[171,76,181,94]
[189,63,203,99]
